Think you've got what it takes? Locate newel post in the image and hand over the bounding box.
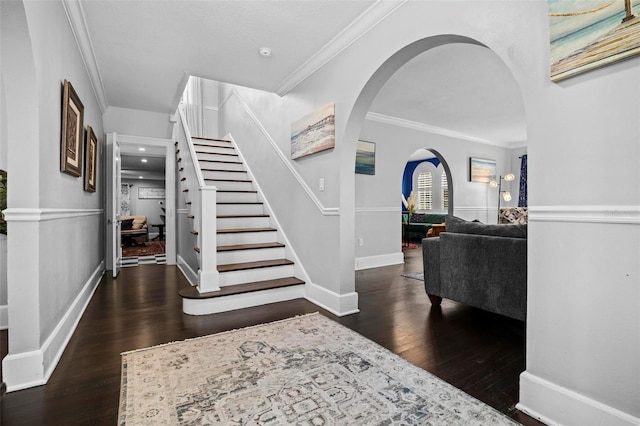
[197,186,220,293]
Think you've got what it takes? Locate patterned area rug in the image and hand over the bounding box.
[119,313,518,425]
[122,241,165,258]
[402,272,424,281]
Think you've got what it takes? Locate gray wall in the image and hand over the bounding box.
[216,1,640,423]
[2,0,105,387]
[103,106,173,140]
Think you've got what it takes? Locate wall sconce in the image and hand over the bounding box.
[489,173,515,222]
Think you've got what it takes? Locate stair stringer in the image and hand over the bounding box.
[224,133,312,290]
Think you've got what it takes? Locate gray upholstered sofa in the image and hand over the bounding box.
[422,216,527,321]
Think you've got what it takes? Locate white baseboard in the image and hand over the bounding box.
[304,282,359,317]
[3,261,105,392]
[518,371,640,426]
[176,254,197,286]
[355,252,404,271]
[0,305,7,330]
[183,285,305,315]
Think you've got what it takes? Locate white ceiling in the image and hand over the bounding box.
[77,0,527,147]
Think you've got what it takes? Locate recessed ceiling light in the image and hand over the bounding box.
[259,47,272,57]
[141,158,148,163]
[138,147,146,151]
[139,176,144,179]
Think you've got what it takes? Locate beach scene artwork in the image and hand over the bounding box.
[291,102,335,160]
[469,157,496,183]
[355,140,375,175]
[549,0,640,81]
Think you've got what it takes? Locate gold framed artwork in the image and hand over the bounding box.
[548,1,640,81]
[60,80,84,177]
[84,126,98,192]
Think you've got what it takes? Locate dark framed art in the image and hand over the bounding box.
[60,80,84,177]
[469,157,496,183]
[84,126,98,192]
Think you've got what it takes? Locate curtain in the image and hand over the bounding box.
[182,76,204,137]
[518,154,527,207]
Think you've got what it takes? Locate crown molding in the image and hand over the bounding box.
[365,112,512,147]
[529,205,640,224]
[62,0,109,113]
[276,0,407,96]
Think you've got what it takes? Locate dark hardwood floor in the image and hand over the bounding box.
[0,247,541,425]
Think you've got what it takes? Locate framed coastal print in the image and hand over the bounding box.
[84,126,98,192]
[355,140,375,175]
[291,102,335,160]
[548,0,640,81]
[60,80,84,177]
[469,157,496,183]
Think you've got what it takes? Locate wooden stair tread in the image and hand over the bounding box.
[217,214,269,219]
[218,258,294,273]
[217,190,258,194]
[201,169,245,173]
[217,201,262,205]
[197,151,237,156]
[205,178,251,183]
[196,147,234,152]
[217,227,276,234]
[179,277,304,299]
[192,137,232,143]
[199,160,243,165]
[217,242,285,252]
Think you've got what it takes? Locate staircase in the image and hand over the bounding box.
[178,136,305,314]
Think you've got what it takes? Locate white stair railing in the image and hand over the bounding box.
[176,104,219,293]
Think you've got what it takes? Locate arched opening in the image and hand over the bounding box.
[345,35,526,286]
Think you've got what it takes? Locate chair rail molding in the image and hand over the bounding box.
[2,208,103,222]
[219,89,339,216]
[529,205,640,224]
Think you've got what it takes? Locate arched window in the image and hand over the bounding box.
[441,171,448,211]
[418,171,433,210]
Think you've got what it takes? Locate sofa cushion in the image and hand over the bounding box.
[445,215,527,239]
[423,214,446,224]
[121,218,134,231]
[121,215,147,230]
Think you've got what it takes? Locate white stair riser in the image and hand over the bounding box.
[201,162,244,172]
[217,204,264,216]
[195,146,236,155]
[219,264,294,286]
[216,231,277,246]
[201,170,249,180]
[216,192,260,203]
[217,216,270,229]
[205,180,254,191]
[198,153,239,162]
[194,142,233,150]
[217,247,286,265]
[182,285,305,315]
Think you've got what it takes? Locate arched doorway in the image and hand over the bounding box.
[343,35,526,285]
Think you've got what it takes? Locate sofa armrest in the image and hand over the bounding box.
[422,237,441,296]
[439,232,527,321]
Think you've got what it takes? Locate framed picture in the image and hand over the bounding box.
[355,140,375,175]
[84,126,98,192]
[60,80,84,177]
[469,157,496,183]
[138,187,166,199]
[291,102,335,160]
[548,1,640,81]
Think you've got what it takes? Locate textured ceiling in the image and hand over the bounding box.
[81,0,375,113]
[369,43,526,146]
[79,1,526,146]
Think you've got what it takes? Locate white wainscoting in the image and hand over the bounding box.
[2,208,104,392]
